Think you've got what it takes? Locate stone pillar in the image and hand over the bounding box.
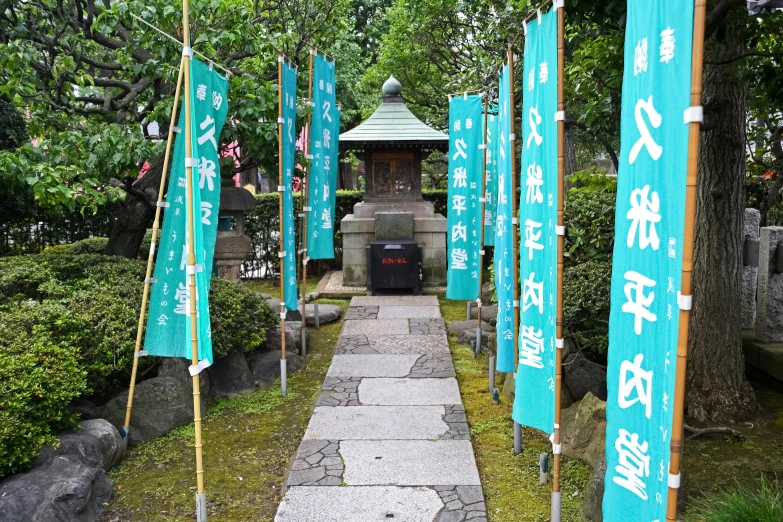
[754,226,783,342]
[742,209,760,329]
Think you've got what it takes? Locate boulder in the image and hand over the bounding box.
[447,320,495,346]
[481,282,493,306]
[0,455,112,522]
[262,321,303,354]
[561,392,606,468]
[68,398,100,421]
[304,303,342,326]
[100,373,206,445]
[158,357,212,399]
[583,456,606,521]
[265,298,303,322]
[208,349,255,398]
[248,350,306,389]
[34,420,126,472]
[469,305,498,326]
[563,352,607,401]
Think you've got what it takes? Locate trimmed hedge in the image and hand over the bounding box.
[0,240,278,477]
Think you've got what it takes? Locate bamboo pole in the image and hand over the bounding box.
[508,44,523,454]
[551,3,566,520]
[666,1,707,520]
[278,54,288,398]
[476,97,489,360]
[299,47,315,357]
[123,56,185,436]
[181,2,207,519]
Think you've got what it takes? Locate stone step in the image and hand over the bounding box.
[376,305,441,319]
[327,354,421,378]
[340,440,482,486]
[304,406,450,440]
[358,378,462,406]
[350,295,439,307]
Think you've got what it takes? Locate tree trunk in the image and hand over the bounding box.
[104,155,165,258]
[686,18,758,422]
[564,126,578,177]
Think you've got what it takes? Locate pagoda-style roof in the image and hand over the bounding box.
[339,76,449,152]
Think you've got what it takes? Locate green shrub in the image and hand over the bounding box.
[0,240,278,477]
[564,170,617,266]
[0,240,277,396]
[209,278,277,357]
[563,260,612,358]
[690,477,783,522]
[0,301,86,476]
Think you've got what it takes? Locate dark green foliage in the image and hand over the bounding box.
[0,300,86,477]
[0,240,278,476]
[422,188,448,217]
[691,477,783,522]
[0,100,27,151]
[209,278,277,358]
[560,169,617,359]
[563,261,612,358]
[564,169,617,266]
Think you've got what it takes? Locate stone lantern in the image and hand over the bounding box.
[214,187,256,282]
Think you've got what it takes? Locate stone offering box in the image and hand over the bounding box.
[339,76,448,287]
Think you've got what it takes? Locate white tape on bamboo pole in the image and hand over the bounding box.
[684,106,704,124]
[189,359,211,376]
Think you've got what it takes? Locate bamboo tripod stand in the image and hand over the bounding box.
[123,57,185,437]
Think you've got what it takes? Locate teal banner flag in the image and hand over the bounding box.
[513,9,558,435]
[483,107,499,247]
[282,61,299,311]
[308,55,338,260]
[144,58,229,365]
[494,65,515,372]
[603,1,693,520]
[446,94,484,300]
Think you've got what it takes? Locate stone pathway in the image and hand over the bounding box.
[275,296,487,522]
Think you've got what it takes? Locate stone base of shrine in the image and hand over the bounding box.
[340,202,447,288]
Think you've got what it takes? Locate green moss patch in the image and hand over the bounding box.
[439,297,590,522]
[99,298,348,522]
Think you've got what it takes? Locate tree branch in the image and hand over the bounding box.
[705,0,746,40]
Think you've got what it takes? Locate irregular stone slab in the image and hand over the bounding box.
[410,318,447,335]
[341,440,481,486]
[407,353,456,378]
[341,319,409,336]
[351,296,439,307]
[327,354,419,378]
[366,334,450,354]
[286,440,344,487]
[377,305,441,319]
[304,406,448,440]
[305,303,342,326]
[359,378,462,405]
[276,486,444,522]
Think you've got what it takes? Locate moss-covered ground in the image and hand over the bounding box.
[439,297,591,522]
[681,370,783,520]
[98,293,348,522]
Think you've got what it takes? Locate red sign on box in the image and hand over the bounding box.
[382,257,408,265]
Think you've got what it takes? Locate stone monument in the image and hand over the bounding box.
[214,187,256,282]
[339,76,448,287]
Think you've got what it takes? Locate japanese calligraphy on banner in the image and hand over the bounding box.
[144,58,229,364]
[494,65,515,373]
[308,54,339,260]
[603,1,693,520]
[281,61,299,311]
[483,107,499,247]
[446,94,483,301]
[513,9,558,435]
